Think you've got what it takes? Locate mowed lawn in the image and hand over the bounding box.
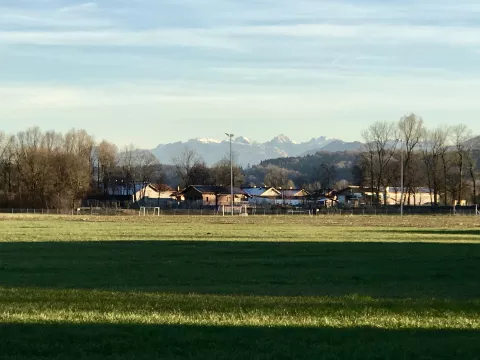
[1,215,480,359]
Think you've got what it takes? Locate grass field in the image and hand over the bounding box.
[1,214,480,359]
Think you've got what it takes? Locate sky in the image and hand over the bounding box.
[1,0,480,148]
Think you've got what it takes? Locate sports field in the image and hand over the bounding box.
[1,215,480,359]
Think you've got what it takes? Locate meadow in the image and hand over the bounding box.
[1,214,480,359]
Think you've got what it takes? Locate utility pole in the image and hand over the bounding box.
[225,133,234,215]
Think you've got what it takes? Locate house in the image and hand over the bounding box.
[335,186,367,207]
[181,185,250,207]
[277,189,310,206]
[85,182,179,208]
[383,187,440,206]
[134,184,179,207]
[334,186,440,207]
[243,187,281,205]
[316,197,337,208]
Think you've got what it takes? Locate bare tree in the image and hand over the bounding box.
[0,132,14,205]
[421,127,449,206]
[96,140,118,195]
[187,162,211,186]
[318,162,337,190]
[361,121,399,206]
[61,129,95,208]
[398,114,424,204]
[172,147,203,187]
[264,164,295,188]
[138,150,160,184]
[466,149,478,204]
[451,124,473,204]
[212,154,245,187]
[119,144,140,201]
[14,127,50,207]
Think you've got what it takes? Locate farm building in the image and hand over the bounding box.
[134,184,179,207]
[335,186,367,207]
[276,189,310,206]
[85,183,179,208]
[333,186,441,207]
[383,187,440,206]
[181,185,250,208]
[243,187,281,205]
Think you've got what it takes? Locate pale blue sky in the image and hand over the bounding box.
[1,0,479,147]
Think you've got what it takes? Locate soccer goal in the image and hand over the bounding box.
[139,207,146,216]
[239,205,249,216]
[153,207,161,216]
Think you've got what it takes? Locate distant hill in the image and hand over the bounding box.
[254,151,360,186]
[152,135,363,166]
[465,135,480,149]
[319,140,363,152]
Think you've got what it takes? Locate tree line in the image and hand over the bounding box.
[0,127,163,209]
[1,118,478,209]
[358,114,479,206]
[0,126,308,209]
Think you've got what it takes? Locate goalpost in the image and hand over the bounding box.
[140,207,161,216]
[221,204,248,216]
[239,205,248,216]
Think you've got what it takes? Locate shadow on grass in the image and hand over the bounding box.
[375,229,480,236]
[1,241,480,298]
[1,323,479,360]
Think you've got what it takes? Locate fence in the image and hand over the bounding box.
[0,208,136,216]
[1,205,479,217]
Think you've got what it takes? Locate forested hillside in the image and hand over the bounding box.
[244,151,360,190]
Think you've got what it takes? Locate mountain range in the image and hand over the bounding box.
[151,135,363,166]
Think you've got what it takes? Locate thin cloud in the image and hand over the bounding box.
[2,24,480,48]
[0,29,243,50]
[2,77,480,109]
[0,4,110,29]
[58,2,98,13]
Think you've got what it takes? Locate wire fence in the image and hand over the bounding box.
[0,205,479,217]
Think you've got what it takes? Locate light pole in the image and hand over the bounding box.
[400,140,404,216]
[225,133,234,215]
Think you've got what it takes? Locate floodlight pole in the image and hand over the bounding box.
[400,139,404,216]
[225,133,234,216]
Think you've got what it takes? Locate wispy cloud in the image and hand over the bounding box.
[2,76,480,109]
[1,23,480,49]
[0,29,242,50]
[0,2,110,29]
[1,0,480,145]
[58,2,98,13]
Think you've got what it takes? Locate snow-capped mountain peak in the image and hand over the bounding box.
[270,134,293,144]
[234,136,252,145]
[194,137,221,144]
[152,134,362,166]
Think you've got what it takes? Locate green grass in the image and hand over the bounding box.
[1,214,480,359]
